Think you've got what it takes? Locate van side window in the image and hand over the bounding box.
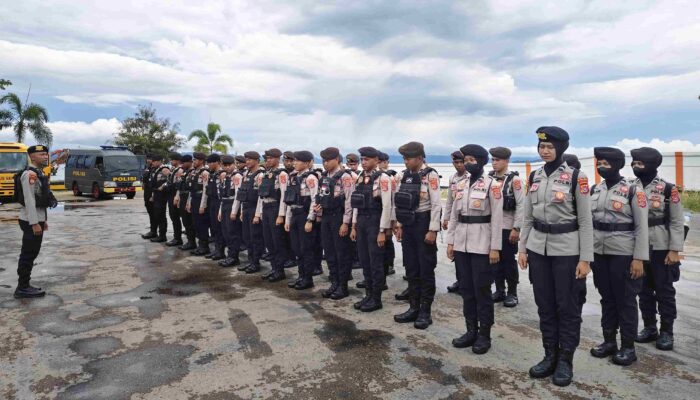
[75,155,85,169]
[95,156,104,173]
[67,155,76,168]
[83,155,94,169]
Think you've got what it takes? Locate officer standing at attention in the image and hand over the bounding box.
[256,148,290,281]
[186,152,211,256]
[149,154,171,243]
[379,151,397,278]
[217,155,243,267]
[444,150,468,295]
[350,147,393,312]
[589,147,649,366]
[14,145,57,298]
[345,153,361,270]
[233,152,265,272]
[518,126,593,387]
[489,147,525,308]
[316,147,355,299]
[141,154,157,239]
[166,152,184,247]
[446,144,503,354]
[284,150,319,290]
[203,154,225,260]
[631,147,684,351]
[174,155,196,251]
[281,151,297,269]
[234,155,248,253]
[392,142,442,330]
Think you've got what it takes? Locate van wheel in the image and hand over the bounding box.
[92,183,101,200]
[72,182,82,196]
[126,192,136,200]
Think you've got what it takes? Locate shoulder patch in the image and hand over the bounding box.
[233,176,242,186]
[381,178,389,192]
[636,191,647,208]
[578,177,589,194]
[491,184,502,199]
[429,176,438,190]
[513,178,522,191]
[343,175,352,188]
[279,174,287,185]
[307,176,316,189]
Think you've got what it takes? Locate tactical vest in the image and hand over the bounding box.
[218,173,233,201]
[591,180,637,232]
[258,168,282,200]
[179,169,192,198]
[317,169,347,211]
[142,167,153,192]
[152,165,168,189]
[190,168,206,194]
[394,168,434,225]
[13,167,55,208]
[351,170,383,212]
[207,169,221,201]
[236,169,263,204]
[284,171,313,208]
[490,170,519,211]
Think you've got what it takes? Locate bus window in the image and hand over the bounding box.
[83,155,94,169]
[75,155,85,169]
[96,156,105,174]
[66,155,76,168]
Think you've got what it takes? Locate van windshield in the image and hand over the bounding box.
[0,152,28,173]
[105,156,140,172]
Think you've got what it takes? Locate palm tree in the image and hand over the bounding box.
[188,122,233,154]
[0,92,52,145]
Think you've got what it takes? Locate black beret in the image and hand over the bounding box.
[206,154,221,163]
[358,147,380,159]
[27,145,49,154]
[631,147,663,169]
[594,147,626,166]
[193,152,206,161]
[169,152,182,161]
[562,154,580,170]
[294,150,314,162]
[320,147,340,160]
[460,144,488,161]
[378,151,390,162]
[181,155,193,163]
[151,154,164,162]
[235,155,246,163]
[536,126,569,142]
[451,150,464,160]
[398,141,425,158]
[221,155,235,164]
[264,148,282,158]
[244,151,260,160]
[489,146,511,160]
[346,153,359,163]
[283,151,295,159]
[145,154,154,160]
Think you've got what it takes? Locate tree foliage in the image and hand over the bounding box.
[188,122,233,154]
[113,104,184,156]
[0,92,52,145]
[0,79,11,90]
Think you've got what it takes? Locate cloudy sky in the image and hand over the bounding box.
[1,0,699,156]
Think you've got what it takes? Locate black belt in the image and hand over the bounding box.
[593,221,635,232]
[357,208,382,216]
[291,206,310,215]
[648,217,668,227]
[458,214,491,224]
[221,198,234,205]
[262,200,280,207]
[533,219,578,234]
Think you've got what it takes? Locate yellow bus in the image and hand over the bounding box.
[0,142,52,200]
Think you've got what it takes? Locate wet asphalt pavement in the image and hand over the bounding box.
[0,192,698,399]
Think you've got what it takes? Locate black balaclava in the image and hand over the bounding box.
[537,126,570,176]
[594,147,625,187]
[460,144,488,185]
[631,147,663,187]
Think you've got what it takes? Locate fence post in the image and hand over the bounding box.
[594,157,601,184]
[675,152,684,190]
[525,161,531,180]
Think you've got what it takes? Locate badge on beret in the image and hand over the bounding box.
[671,187,680,203]
[472,199,482,208]
[513,179,521,191]
[537,132,547,140]
[612,201,623,210]
[381,179,389,192]
[429,177,438,190]
[554,191,566,202]
[636,191,647,208]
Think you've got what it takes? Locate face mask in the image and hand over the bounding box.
[632,166,645,178]
[597,166,618,180]
[465,163,482,176]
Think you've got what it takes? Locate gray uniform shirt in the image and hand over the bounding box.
[632,176,684,252]
[443,171,469,225]
[518,163,594,262]
[19,168,47,225]
[591,179,649,260]
[490,170,525,230]
[394,165,443,231]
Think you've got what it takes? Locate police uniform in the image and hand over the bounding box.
[519,127,593,387]
[488,147,525,307]
[284,151,319,290]
[218,155,243,267]
[141,157,157,239]
[447,144,503,354]
[311,166,325,276]
[351,147,393,312]
[392,142,442,330]
[165,152,184,246]
[186,152,211,256]
[232,152,265,271]
[345,153,361,270]
[589,147,649,366]
[175,155,196,250]
[563,154,581,170]
[631,147,684,351]
[15,145,57,298]
[256,148,290,281]
[379,152,397,278]
[317,147,355,299]
[149,155,171,243]
[281,151,297,269]
[204,154,225,260]
[443,150,468,295]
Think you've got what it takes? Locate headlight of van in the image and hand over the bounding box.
[104,181,117,188]
[132,181,142,187]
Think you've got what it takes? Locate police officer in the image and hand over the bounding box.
[379,151,397,278]
[203,154,225,260]
[256,148,290,281]
[234,154,248,253]
[174,155,197,251]
[14,145,57,298]
[281,151,297,269]
[284,150,319,290]
[446,144,503,353]
[631,147,684,351]
[149,154,171,243]
[141,154,157,239]
[186,152,211,256]
[489,147,525,307]
[589,147,649,366]
[350,147,392,312]
[563,154,581,170]
[166,152,184,247]
[393,142,442,330]
[218,155,243,267]
[444,150,468,295]
[518,127,593,387]
[232,151,265,272]
[316,147,355,299]
[345,153,361,270]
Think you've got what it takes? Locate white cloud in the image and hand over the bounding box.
[510,138,700,157]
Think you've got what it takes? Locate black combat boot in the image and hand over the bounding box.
[142,231,156,239]
[312,266,323,276]
[656,321,674,351]
[180,240,197,251]
[360,289,383,312]
[354,288,371,310]
[413,300,433,330]
[452,321,478,348]
[245,263,261,274]
[14,285,46,299]
[635,319,659,343]
[166,237,183,247]
[287,277,303,288]
[447,281,459,294]
[192,241,210,256]
[385,261,395,275]
[394,287,410,301]
[394,296,419,323]
[552,349,574,387]
[492,289,506,303]
[330,281,349,300]
[210,244,225,261]
[529,344,558,379]
[150,235,167,243]
[503,282,518,307]
[590,329,618,358]
[294,278,314,290]
[356,280,366,289]
[472,325,492,354]
[267,270,287,282]
[612,338,637,366]
[322,280,339,299]
[283,259,297,268]
[219,257,239,268]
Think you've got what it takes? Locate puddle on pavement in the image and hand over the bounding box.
[404,355,460,386]
[1,294,63,309]
[69,336,123,358]
[228,308,273,360]
[23,309,124,337]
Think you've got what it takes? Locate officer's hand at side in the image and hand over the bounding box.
[32,224,43,236]
[442,220,448,230]
[394,226,403,242]
[377,231,386,247]
[231,213,237,221]
[665,250,680,265]
[305,221,313,233]
[447,244,454,261]
[350,227,357,242]
[509,229,520,244]
[186,204,191,213]
[313,204,322,213]
[253,216,260,224]
[575,261,591,279]
[199,207,205,215]
[285,224,290,232]
[217,212,222,222]
[339,223,349,237]
[174,199,179,208]
[43,221,48,231]
[424,231,436,245]
[489,250,500,265]
[630,259,644,279]
[518,252,528,270]
[276,216,284,226]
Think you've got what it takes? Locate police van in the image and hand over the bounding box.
[64,146,142,199]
